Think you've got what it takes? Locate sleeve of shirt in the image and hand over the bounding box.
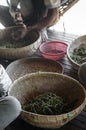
[44,0,61,9]
[9,0,20,19]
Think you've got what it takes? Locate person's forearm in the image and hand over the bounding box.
[28,8,59,31]
[9,0,19,19]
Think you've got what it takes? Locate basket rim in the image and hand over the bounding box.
[9,72,86,99]
[0,31,41,49]
[67,44,80,66]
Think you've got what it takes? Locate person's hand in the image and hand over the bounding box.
[11,24,27,40]
[14,12,23,25]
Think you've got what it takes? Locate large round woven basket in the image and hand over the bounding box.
[67,35,86,70]
[0,27,41,60]
[9,72,86,129]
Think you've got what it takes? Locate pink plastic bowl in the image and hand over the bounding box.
[39,41,68,60]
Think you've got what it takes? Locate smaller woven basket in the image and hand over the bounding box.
[9,72,86,129]
[0,27,41,60]
[6,57,63,82]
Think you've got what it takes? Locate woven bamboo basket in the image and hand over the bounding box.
[59,0,79,16]
[9,72,86,129]
[6,57,63,82]
[67,35,86,70]
[0,27,41,60]
[50,0,80,26]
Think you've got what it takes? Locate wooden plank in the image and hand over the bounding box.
[47,29,79,44]
[71,119,86,130]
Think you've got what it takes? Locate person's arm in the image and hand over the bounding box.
[9,0,20,19]
[28,8,60,31]
[27,0,61,31]
[9,0,27,40]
